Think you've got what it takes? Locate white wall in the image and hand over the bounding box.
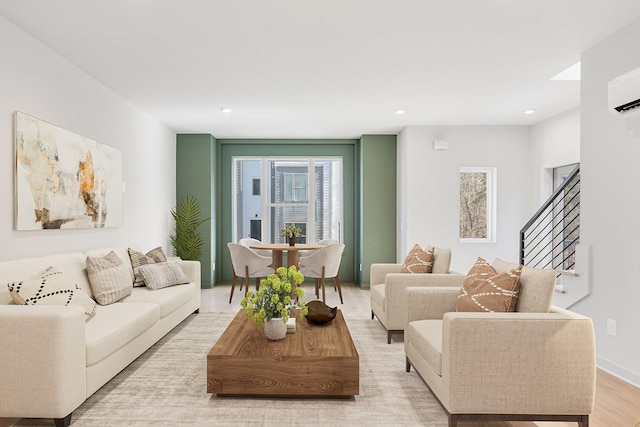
[397,126,532,273]
[576,17,640,386]
[530,107,580,205]
[0,15,176,261]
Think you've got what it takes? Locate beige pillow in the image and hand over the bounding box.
[86,251,133,305]
[401,244,434,273]
[456,257,522,312]
[7,266,96,319]
[137,262,189,291]
[128,247,167,286]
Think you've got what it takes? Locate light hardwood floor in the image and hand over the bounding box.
[2,284,639,427]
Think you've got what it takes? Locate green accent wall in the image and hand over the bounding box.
[217,139,358,286]
[360,135,396,287]
[176,134,216,288]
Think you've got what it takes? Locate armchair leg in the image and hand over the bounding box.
[405,357,411,372]
[387,330,392,344]
[371,310,374,320]
[448,414,458,427]
[54,413,72,427]
[579,415,589,427]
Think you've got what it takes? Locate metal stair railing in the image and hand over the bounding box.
[520,165,580,275]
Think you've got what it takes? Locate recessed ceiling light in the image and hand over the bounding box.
[524,109,536,115]
[395,109,405,115]
[220,107,232,114]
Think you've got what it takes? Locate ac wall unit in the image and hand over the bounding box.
[608,66,640,117]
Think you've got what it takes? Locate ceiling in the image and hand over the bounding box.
[2,1,640,139]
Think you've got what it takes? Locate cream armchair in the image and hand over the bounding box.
[370,247,464,343]
[404,259,596,427]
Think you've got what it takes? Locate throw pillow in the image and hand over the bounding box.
[401,244,435,273]
[86,251,133,305]
[7,266,96,319]
[128,247,167,286]
[137,262,189,291]
[456,257,523,312]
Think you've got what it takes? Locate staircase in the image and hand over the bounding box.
[519,165,589,308]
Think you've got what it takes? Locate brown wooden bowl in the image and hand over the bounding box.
[305,300,337,325]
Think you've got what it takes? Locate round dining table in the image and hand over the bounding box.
[250,243,323,269]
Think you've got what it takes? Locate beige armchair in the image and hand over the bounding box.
[370,247,463,343]
[404,259,596,427]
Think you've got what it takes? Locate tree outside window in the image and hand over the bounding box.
[459,167,496,242]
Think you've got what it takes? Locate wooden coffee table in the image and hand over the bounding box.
[207,309,359,397]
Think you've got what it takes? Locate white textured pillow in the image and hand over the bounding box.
[86,251,133,305]
[7,266,96,319]
[128,247,167,286]
[137,262,189,291]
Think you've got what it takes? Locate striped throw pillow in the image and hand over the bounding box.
[86,251,133,305]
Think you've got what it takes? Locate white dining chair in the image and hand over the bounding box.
[298,243,345,304]
[227,243,274,304]
[298,238,338,258]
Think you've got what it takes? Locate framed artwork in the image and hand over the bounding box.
[14,112,123,230]
[459,167,496,242]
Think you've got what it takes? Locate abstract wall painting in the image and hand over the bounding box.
[459,167,496,243]
[14,112,123,230]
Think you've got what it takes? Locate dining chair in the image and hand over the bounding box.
[298,243,345,304]
[227,243,274,304]
[237,238,272,291]
[298,238,338,258]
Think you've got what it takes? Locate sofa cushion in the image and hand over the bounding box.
[456,257,522,312]
[492,258,556,313]
[7,266,96,319]
[121,282,198,318]
[406,319,443,376]
[371,283,385,310]
[86,251,133,305]
[128,247,167,286]
[137,262,189,291]
[85,247,135,283]
[85,301,160,366]
[432,247,452,274]
[401,244,434,273]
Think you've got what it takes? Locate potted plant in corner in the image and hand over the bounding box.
[170,194,210,261]
[281,223,302,246]
[240,266,308,340]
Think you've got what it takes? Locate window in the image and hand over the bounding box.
[252,178,260,196]
[232,158,342,244]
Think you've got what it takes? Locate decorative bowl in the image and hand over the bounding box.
[305,300,337,325]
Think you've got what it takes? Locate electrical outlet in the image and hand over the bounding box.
[607,319,617,337]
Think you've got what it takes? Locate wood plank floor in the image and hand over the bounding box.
[2,284,639,427]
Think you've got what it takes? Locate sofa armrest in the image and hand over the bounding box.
[407,286,459,321]
[179,260,201,286]
[370,263,403,286]
[0,305,86,419]
[383,273,465,330]
[441,310,596,414]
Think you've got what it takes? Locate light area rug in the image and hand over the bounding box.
[17,312,507,427]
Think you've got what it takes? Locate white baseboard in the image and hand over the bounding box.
[597,356,640,388]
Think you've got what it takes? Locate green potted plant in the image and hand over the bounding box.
[170,194,210,261]
[281,223,302,246]
[240,266,308,340]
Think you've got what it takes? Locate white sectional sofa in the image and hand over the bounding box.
[0,246,201,427]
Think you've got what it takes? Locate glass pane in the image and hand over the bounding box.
[313,159,342,242]
[234,159,262,241]
[267,160,309,204]
[270,206,308,244]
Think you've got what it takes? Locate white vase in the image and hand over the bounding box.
[264,318,287,340]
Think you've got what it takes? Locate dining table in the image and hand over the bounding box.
[249,243,323,269]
